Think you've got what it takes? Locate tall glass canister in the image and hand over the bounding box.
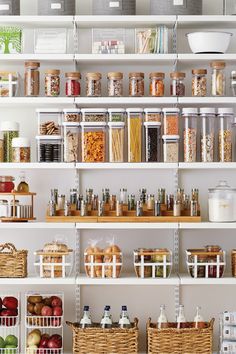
[218,107,234,162]
[63,123,80,162]
[200,107,216,163]
[144,122,161,162]
[126,108,143,163]
[182,108,198,163]
[108,122,125,162]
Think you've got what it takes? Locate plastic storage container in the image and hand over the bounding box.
[127,108,143,163]
[163,108,180,135]
[92,0,136,15]
[209,181,236,222]
[107,72,123,97]
[81,122,106,163]
[200,107,216,163]
[108,108,125,122]
[0,0,20,15]
[65,72,81,97]
[150,0,202,15]
[192,69,207,97]
[0,71,19,97]
[92,28,125,54]
[81,109,107,123]
[63,123,80,163]
[38,0,75,15]
[0,121,19,162]
[36,136,63,163]
[63,108,80,123]
[108,122,125,162]
[129,72,144,97]
[0,132,3,162]
[37,109,62,136]
[170,72,186,96]
[218,108,233,162]
[144,122,162,162]
[144,108,162,123]
[45,69,60,97]
[224,0,236,15]
[12,137,31,163]
[182,108,198,163]
[149,72,165,97]
[211,61,226,97]
[163,135,179,163]
[24,61,40,97]
[86,73,102,97]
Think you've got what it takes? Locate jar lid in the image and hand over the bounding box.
[217,107,234,116]
[108,122,125,127]
[209,180,236,192]
[63,108,80,113]
[182,108,198,116]
[162,108,180,114]
[231,70,236,78]
[35,135,62,141]
[192,69,207,75]
[199,107,216,115]
[107,72,123,79]
[149,72,165,79]
[0,176,14,182]
[129,72,144,78]
[86,72,102,79]
[144,122,161,127]
[170,72,186,79]
[45,69,60,75]
[126,108,143,113]
[81,108,107,114]
[108,108,125,114]
[62,122,80,127]
[162,135,180,140]
[144,108,162,114]
[25,61,40,68]
[12,137,30,148]
[80,122,106,127]
[36,108,62,114]
[0,121,19,132]
[65,72,81,79]
[210,61,226,68]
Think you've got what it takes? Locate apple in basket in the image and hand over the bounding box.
[0,309,17,326]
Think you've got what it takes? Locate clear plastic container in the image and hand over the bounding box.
[12,137,31,163]
[144,122,162,162]
[63,123,80,162]
[127,108,143,163]
[218,107,233,162]
[108,109,125,122]
[129,72,144,97]
[36,136,63,163]
[182,108,198,163]
[0,121,19,162]
[63,108,80,123]
[149,72,165,97]
[163,135,179,163]
[211,61,226,97]
[65,72,81,97]
[200,107,216,162]
[45,69,60,97]
[81,109,107,122]
[144,108,162,123]
[192,69,207,97]
[0,132,3,162]
[92,28,125,54]
[81,122,106,163]
[108,122,125,162]
[37,109,62,136]
[24,61,40,97]
[170,72,186,97]
[107,72,123,97]
[86,72,102,97]
[0,71,19,97]
[163,108,180,135]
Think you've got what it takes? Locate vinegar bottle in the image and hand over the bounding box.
[176,305,186,329]
[17,171,29,193]
[194,306,204,328]
[157,305,168,329]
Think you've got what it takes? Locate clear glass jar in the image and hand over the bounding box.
[24,61,40,97]
[108,122,125,163]
[182,108,198,163]
[163,108,180,135]
[45,69,60,97]
[129,72,144,97]
[0,121,19,162]
[107,72,123,97]
[144,108,162,123]
[163,135,179,163]
[218,107,233,162]
[36,136,63,163]
[86,72,102,97]
[81,109,107,122]
[12,138,31,163]
[0,132,3,162]
[209,180,236,222]
[63,108,80,123]
[0,199,9,218]
[0,176,15,193]
[63,123,80,162]
[81,122,106,163]
[149,72,165,97]
[231,71,236,96]
[170,72,186,97]
[233,117,236,162]
[211,61,226,96]
[108,109,125,122]
[37,109,62,136]
[65,72,81,97]
[192,69,207,97]
[127,108,143,163]
[200,108,216,162]
[144,122,162,162]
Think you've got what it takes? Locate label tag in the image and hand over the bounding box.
[51,3,62,9]
[109,1,120,8]
[173,0,184,5]
[0,4,10,10]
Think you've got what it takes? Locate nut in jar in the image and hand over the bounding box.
[192,69,207,97]
[107,72,123,97]
[129,72,144,97]
[86,72,102,97]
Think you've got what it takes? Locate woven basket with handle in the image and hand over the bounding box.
[67,318,139,354]
[147,318,214,354]
[0,243,28,278]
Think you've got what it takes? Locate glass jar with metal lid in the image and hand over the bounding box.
[107,72,123,97]
[200,107,216,162]
[149,72,165,97]
[218,107,234,162]
[65,72,81,97]
[211,61,226,96]
[24,61,40,97]
[81,108,107,122]
[86,72,102,97]
[129,72,144,97]
[108,109,125,122]
[170,72,186,96]
[182,108,198,163]
[45,69,60,97]
[192,69,207,97]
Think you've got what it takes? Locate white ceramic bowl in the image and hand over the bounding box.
[186,31,233,54]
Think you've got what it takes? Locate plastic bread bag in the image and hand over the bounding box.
[84,238,103,278]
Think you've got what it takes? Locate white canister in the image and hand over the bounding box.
[223,326,236,340]
[223,311,236,325]
[208,181,236,222]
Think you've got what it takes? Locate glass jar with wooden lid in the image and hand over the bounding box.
[149,72,165,97]
[107,72,123,97]
[45,69,60,97]
[65,72,81,97]
[192,69,207,97]
[211,61,226,96]
[170,72,186,96]
[129,72,144,97]
[86,72,102,97]
[24,61,40,97]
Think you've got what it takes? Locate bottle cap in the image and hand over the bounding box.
[122,306,127,311]
[84,306,89,311]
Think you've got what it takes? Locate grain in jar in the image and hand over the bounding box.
[129,72,144,97]
[163,108,179,135]
[218,107,233,162]
[63,108,80,123]
[149,72,165,97]
[24,61,40,97]
[170,72,186,96]
[144,108,162,123]
[81,122,106,163]
[0,132,3,162]
[65,72,81,97]
[45,69,60,97]
[211,61,226,96]
[86,72,102,97]
[0,121,19,162]
[192,69,207,97]
[144,122,161,162]
[127,108,143,162]
[108,122,125,162]
[12,138,31,163]
[37,109,62,136]
[108,108,125,122]
[163,135,179,163]
[182,108,198,163]
[63,123,80,162]
[200,107,216,162]
[107,72,123,97]
[81,108,107,122]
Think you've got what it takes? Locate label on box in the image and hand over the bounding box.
[109,1,120,8]
[173,0,184,5]
[224,312,236,326]
[222,341,236,352]
[223,326,236,340]
[0,4,10,10]
[51,3,62,10]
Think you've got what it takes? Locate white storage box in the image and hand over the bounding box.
[34,29,68,54]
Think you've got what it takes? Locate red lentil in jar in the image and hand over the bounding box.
[149,72,165,97]
[162,108,180,135]
[65,72,81,97]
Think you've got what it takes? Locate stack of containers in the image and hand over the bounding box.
[144,109,162,163]
[63,109,80,163]
[221,311,236,353]
[126,108,143,163]
[108,109,125,163]
[162,108,180,163]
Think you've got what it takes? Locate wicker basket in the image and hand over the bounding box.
[0,243,27,278]
[67,318,139,354]
[147,318,214,354]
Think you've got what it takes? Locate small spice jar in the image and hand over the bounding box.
[144,108,162,123]
[107,72,123,97]
[129,72,144,97]
[86,72,102,97]
[163,135,180,163]
[231,71,236,96]
[63,108,80,123]
[149,72,165,97]
[163,108,180,135]
[0,121,19,162]
[211,61,226,96]
[192,69,207,97]
[218,107,233,162]
[0,176,14,193]
[182,108,198,163]
[45,69,60,97]
[170,72,186,96]
[200,107,216,162]
[65,72,81,97]
[24,61,40,97]
[0,132,3,162]
[12,138,31,163]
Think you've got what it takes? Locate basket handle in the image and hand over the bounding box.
[66,321,74,328]
[0,243,17,254]
[209,318,215,329]
[134,317,139,328]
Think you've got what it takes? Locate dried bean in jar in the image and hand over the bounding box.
[145,125,161,162]
[184,128,197,162]
[219,129,232,162]
[45,70,60,97]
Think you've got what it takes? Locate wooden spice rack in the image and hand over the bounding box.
[0,192,36,222]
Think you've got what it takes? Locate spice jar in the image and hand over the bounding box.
[149,72,165,97]
[0,132,3,162]
[24,61,40,97]
[108,109,125,122]
[0,176,14,193]
[170,72,186,96]
[144,122,162,162]
[127,108,143,162]
[192,69,207,97]
[12,138,31,163]
[86,72,102,97]
[200,108,216,162]
[0,121,19,162]
[144,108,162,123]
[231,71,236,96]
[218,108,233,162]
[182,108,198,163]
[63,123,80,162]
[81,122,106,163]
[45,69,60,97]
[129,72,144,97]
[163,108,179,135]
[163,135,179,163]
[81,108,107,122]
[65,72,81,97]
[63,108,80,123]
[107,72,123,97]
[211,61,226,96]
[108,122,125,163]
[36,136,63,163]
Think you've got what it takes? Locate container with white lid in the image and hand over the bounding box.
[63,123,80,163]
[81,121,106,163]
[0,121,19,162]
[12,137,31,163]
[217,108,234,162]
[162,135,180,163]
[126,108,143,163]
[144,121,161,162]
[108,121,125,163]
[36,135,63,163]
[144,108,162,123]
[208,181,236,222]
[81,108,107,122]
[182,108,198,163]
[200,108,216,163]
[108,109,126,122]
[36,109,62,136]
[63,108,80,123]
[0,131,3,162]
[163,108,180,135]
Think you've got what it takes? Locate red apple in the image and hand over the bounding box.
[48,334,62,349]
[41,306,53,316]
[53,307,63,317]
[0,309,17,326]
[3,297,18,310]
[0,298,2,310]
[39,334,50,348]
[51,297,62,308]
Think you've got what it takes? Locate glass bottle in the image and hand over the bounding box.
[119,306,131,328]
[157,305,168,329]
[176,305,186,329]
[100,306,112,328]
[200,107,216,163]
[218,107,233,162]
[80,306,92,328]
[211,61,226,97]
[24,61,40,97]
[194,306,204,328]
[17,172,29,193]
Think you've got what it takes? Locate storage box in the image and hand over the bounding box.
[38,0,75,16]
[0,0,20,15]
[92,0,136,15]
[150,0,202,15]
[0,26,22,54]
[92,28,125,54]
[34,28,68,54]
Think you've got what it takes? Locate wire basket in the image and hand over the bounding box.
[134,249,172,278]
[0,243,27,278]
[34,249,73,278]
[84,251,122,278]
[25,328,63,354]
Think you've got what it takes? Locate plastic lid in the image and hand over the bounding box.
[217,107,234,116]
[80,122,106,127]
[36,108,62,113]
[62,122,80,127]
[162,135,180,140]
[108,108,125,114]
[12,138,30,148]
[126,108,143,113]
[144,122,161,127]
[199,107,216,115]
[162,108,180,114]
[63,108,80,113]
[182,108,198,115]
[81,108,107,114]
[108,122,125,127]
[144,108,162,113]
[0,121,19,132]
[209,180,236,192]
[35,135,62,141]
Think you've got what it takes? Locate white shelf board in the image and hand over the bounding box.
[75,54,177,64]
[0,163,75,169]
[179,97,236,105]
[76,223,178,230]
[177,15,236,28]
[180,222,236,229]
[178,53,236,62]
[0,54,74,62]
[0,15,74,27]
[0,276,76,285]
[179,162,236,169]
[75,162,178,170]
[180,274,236,285]
[75,97,177,106]
[0,97,74,106]
[0,222,75,229]
[76,274,179,285]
